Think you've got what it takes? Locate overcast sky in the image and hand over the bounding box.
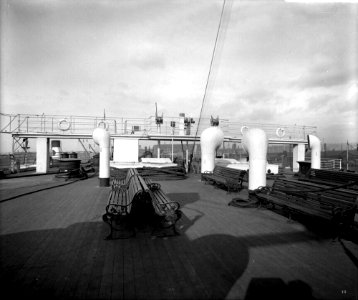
[1,0,357,145]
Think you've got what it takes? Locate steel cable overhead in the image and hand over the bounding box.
[189,0,231,171]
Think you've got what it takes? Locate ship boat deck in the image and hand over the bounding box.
[0,174,357,300]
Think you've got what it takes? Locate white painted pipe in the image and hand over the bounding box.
[179,113,185,135]
[93,127,111,186]
[51,140,62,159]
[307,134,321,169]
[242,128,268,191]
[200,126,224,173]
[157,141,161,158]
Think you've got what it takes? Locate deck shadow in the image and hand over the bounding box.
[260,205,358,244]
[166,192,200,206]
[0,221,248,299]
[0,213,325,300]
[244,278,317,300]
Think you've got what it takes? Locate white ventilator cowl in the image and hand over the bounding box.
[242,128,268,191]
[200,126,224,173]
[308,134,321,169]
[93,127,111,186]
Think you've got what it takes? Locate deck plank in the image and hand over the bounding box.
[110,240,124,299]
[151,237,183,299]
[98,240,115,299]
[122,238,136,299]
[1,175,358,300]
[129,234,149,300]
[139,234,164,299]
[162,237,197,300]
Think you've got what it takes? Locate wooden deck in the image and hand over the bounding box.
[0,174,357,300]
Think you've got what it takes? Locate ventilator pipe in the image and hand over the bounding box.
[51,140,62,159]
[307,134,321,169]
[93,127,111,187]
[179,113,185,135]
[242,128,268,192]
[200,126,224,173]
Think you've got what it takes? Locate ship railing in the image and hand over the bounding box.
[1,113,316,141]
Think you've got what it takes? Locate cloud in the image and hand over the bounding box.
[129,45,166,70]
[293,54,357,89]
[1,0,357,144]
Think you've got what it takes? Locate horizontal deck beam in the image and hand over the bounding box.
[12,132,307,145]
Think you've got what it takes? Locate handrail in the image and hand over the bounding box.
[0,112,317,140]
[1,113,17,132]
[14,116,29,133]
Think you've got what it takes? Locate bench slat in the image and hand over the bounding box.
[202,166,246,193]
[103,169,151,239]
[304,169,358,190]
[147,182,181,235]
[255,178,358,230]
[104,169,181,239]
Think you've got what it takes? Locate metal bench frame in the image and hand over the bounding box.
[253,178,358,236]
[202,166,246,193]
[103,170,182,239]
[300,168,358,190]
[146,179,182,236]
[103,170,149,239]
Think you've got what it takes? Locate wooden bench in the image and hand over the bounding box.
[299,168,358,190]
[143,177,159,190]
[111,168,138,188]
[202,165,247,193]
[102,169,150,239]
[145,178,182,236]
[253,178,358,235]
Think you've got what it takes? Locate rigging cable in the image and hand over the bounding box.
[188,0,229,172]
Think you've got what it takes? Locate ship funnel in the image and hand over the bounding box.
[200,126,224,173]
[93,126,110,187]
[307,134,321,169]
[242,128,268,191]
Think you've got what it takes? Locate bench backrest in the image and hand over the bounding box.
[126,171,149,199]
[106,185,130,215]
[112,168,139,187]
[213,165,247,180]
[309,169,358,187]
[272,178,358,210]
[107,170,150,215]
[148,186,180,216]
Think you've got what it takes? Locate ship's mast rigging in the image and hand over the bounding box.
[189,0,231,170]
